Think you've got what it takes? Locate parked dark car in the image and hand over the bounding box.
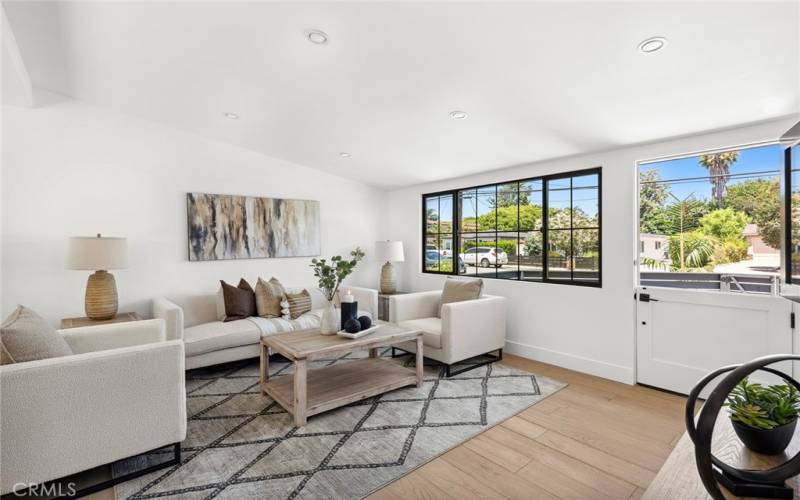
[426,251,465,273]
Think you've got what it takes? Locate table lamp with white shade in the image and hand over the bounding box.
[67,234,128,320]
[375,240,404,294]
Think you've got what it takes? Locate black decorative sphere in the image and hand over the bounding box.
[358,316,372,330]
[344,318,361,334]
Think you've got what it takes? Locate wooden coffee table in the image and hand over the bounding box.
[260,321,423,426]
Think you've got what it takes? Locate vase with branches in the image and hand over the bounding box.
[310,247,365,333]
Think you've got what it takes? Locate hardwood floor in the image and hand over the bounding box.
[367,354,687,500]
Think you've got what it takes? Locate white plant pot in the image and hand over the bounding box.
[320,301,339,335]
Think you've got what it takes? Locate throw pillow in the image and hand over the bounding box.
[255,277,286,318]
[285,289,312,319]
[439,277,484,317]
[216,286,227,321]
[1,305,73,364]
[220,279,257,322]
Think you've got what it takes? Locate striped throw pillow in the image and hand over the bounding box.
[285,289,312,319]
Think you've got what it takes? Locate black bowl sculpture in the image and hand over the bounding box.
[686,354,800,499]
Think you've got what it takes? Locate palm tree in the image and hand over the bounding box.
[699,151,738,208]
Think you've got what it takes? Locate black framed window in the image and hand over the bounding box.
[787,140,800,282]
[422,167,601,287]
[545,171,601,284]
[422,192,455,274]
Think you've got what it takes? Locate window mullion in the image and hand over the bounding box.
[543,178,549,282]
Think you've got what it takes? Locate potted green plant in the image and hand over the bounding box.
[725,377,800,455]
[310,247,365,334]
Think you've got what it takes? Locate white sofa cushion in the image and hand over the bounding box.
[397,317,442,349]
[183,319,261,356]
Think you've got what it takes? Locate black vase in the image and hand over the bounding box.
[340,301,358,330]
[732,418,797,455]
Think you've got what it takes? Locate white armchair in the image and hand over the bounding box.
[0,319,186,496]
[389,291,507,376]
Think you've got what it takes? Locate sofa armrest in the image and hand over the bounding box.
[152,297,184,341]
[0,341,186,494]
[441,296,507,363]
[347,286,379,317]
[389,291,441,323]
[58,319,166,354]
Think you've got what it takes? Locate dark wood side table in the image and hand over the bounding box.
[377,291,409,321]
[60,312,141,329]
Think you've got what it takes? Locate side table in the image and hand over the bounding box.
[60,312,141,329]
[377,291,409,321]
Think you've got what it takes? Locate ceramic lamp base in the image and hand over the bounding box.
[380,261,396,294]
[85,270,118,320]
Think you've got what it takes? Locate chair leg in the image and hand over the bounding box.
[2,443,182,500]
[443,349,503,377]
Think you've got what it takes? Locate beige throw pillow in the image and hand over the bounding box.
[439,278,484,317]
[285,289,312,320]
[1,306,73,364]
[216,287,227,321]
[255,277,286,318]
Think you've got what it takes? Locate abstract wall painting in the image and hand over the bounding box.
[187,193,321,261]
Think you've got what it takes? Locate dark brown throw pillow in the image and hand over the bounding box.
[220,279,257,322]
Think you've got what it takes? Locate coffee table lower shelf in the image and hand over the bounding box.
[261,357,419,425]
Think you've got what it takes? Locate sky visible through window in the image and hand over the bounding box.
[640,144,782,202]
[638,143,782,280]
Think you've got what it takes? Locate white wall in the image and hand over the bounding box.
[2,95,388,324]
[387,117,797,384]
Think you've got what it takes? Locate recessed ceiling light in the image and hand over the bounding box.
[306,29,328,45]
[339,152,351,158]
[450,110,468,120]
[638,36,667,53]
[223,112,239,119]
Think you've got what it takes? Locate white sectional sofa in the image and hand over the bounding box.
[153,286,377,369]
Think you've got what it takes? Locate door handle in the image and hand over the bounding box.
[639,293,659,302]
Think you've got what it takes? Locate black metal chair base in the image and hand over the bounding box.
[714,467,793,499]
[4,443,181,499]
[391,347,503,377]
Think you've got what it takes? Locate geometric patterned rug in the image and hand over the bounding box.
[115,348,566,500]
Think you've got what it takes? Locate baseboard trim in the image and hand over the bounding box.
[504,340,634,384]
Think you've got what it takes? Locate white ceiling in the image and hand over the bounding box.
[4,1,799,188]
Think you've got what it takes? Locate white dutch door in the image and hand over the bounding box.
[636,141,793,395]
[636,287,792,395]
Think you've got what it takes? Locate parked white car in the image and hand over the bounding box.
[460,247,509,268]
